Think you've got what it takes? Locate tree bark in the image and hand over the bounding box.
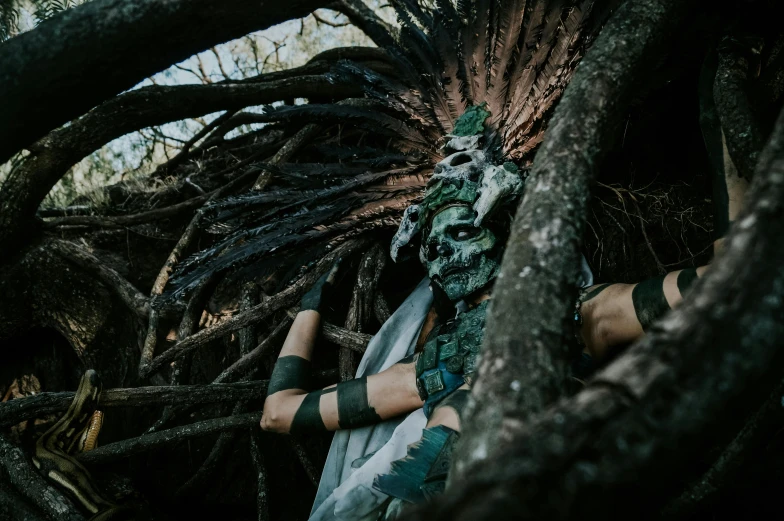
[0,435,85,521]
[0,0,332,165]
[0,380,272,429]
[249,429,270,521]
[661,379,784,519]
[714,36,765,180]
[331,0,398,49]
[0,75,358,257]
[410,86,784,521]
[341,243,385,379]
[51,239,149,319]
[454,0,695,479]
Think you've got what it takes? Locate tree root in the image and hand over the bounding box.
[140,237,370,378]
[78,413,263,465]
[455,0,696,479]
[411,89,784,520]
[0,435,85,520]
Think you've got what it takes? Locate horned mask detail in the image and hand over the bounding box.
[390,105,525,301]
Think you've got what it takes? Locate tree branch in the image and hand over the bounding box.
[454,0,696,479]
[662,379,784,519]
[0,380,271,428]
[43,192,211,229]
[411,82,784,521]
[0,481,52,521]
[140,238,369,378]
[0,436,85,520]
[341,243,386,379]
[174,281,262,498]
[0,0,333,164]
[51,239,149,319]
[249,429,270,521]
[714,35,766,180]
[253,123,324,189]
[323,322,372,354]
[1,75,358,254]
[331,0,398,49]
[77,413,262,465]
[72,368,349,468]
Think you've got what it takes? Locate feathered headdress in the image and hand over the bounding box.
[164,0,615,302]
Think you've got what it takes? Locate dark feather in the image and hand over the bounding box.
[159,0,610,303]
[391,1,455,133]
[165,184,421,302]
[257,103,432,153]
[330,61,441,132]
[505,0,565,149]
[467,0,492,104]
[486,0,528,128]
[431,0,468,122]
[505,0,590,155]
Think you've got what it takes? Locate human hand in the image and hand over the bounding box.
[300,259,341,313]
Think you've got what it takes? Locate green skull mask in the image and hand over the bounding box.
[423,205,501,301]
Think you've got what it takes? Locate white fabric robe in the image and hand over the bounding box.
[309,257,592,521]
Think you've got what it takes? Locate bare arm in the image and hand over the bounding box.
[261,261,423,434]
[579,266,708,359]
[581,85,751,361]
[260,311,422,433]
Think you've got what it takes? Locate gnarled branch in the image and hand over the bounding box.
[0,0,333,164]
[0,435,85,520]
[1,75,358,253]
[412,83,784,521]
[51,239,149,319]
[455,0,696,479]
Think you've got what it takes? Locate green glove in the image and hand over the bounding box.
[300,259,341,312]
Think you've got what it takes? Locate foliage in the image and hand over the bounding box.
[0,0,90,40]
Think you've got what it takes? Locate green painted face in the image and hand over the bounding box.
[423,205,500,301]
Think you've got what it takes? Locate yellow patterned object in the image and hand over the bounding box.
[81,410,104,452]
[33,370,121,519]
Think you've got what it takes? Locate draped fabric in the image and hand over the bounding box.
[310,258,591,520]
[310,278,433,521]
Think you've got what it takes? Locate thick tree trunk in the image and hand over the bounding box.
[410,77,784,521]
[0,0,331,165]
[454,0,695,479]
[0,239,144,389]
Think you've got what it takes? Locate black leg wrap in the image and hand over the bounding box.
[677,268,698,296]
[632,275,670,330]
[268,356,312,395]
[337,377,382,429]
[290,390,328,435]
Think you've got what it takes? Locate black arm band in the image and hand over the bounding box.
[632,275,670,330]
[290,390,329,435]
[337,377,382,429]
[268,356,312,395]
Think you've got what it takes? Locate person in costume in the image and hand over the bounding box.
[260,105,727,520]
